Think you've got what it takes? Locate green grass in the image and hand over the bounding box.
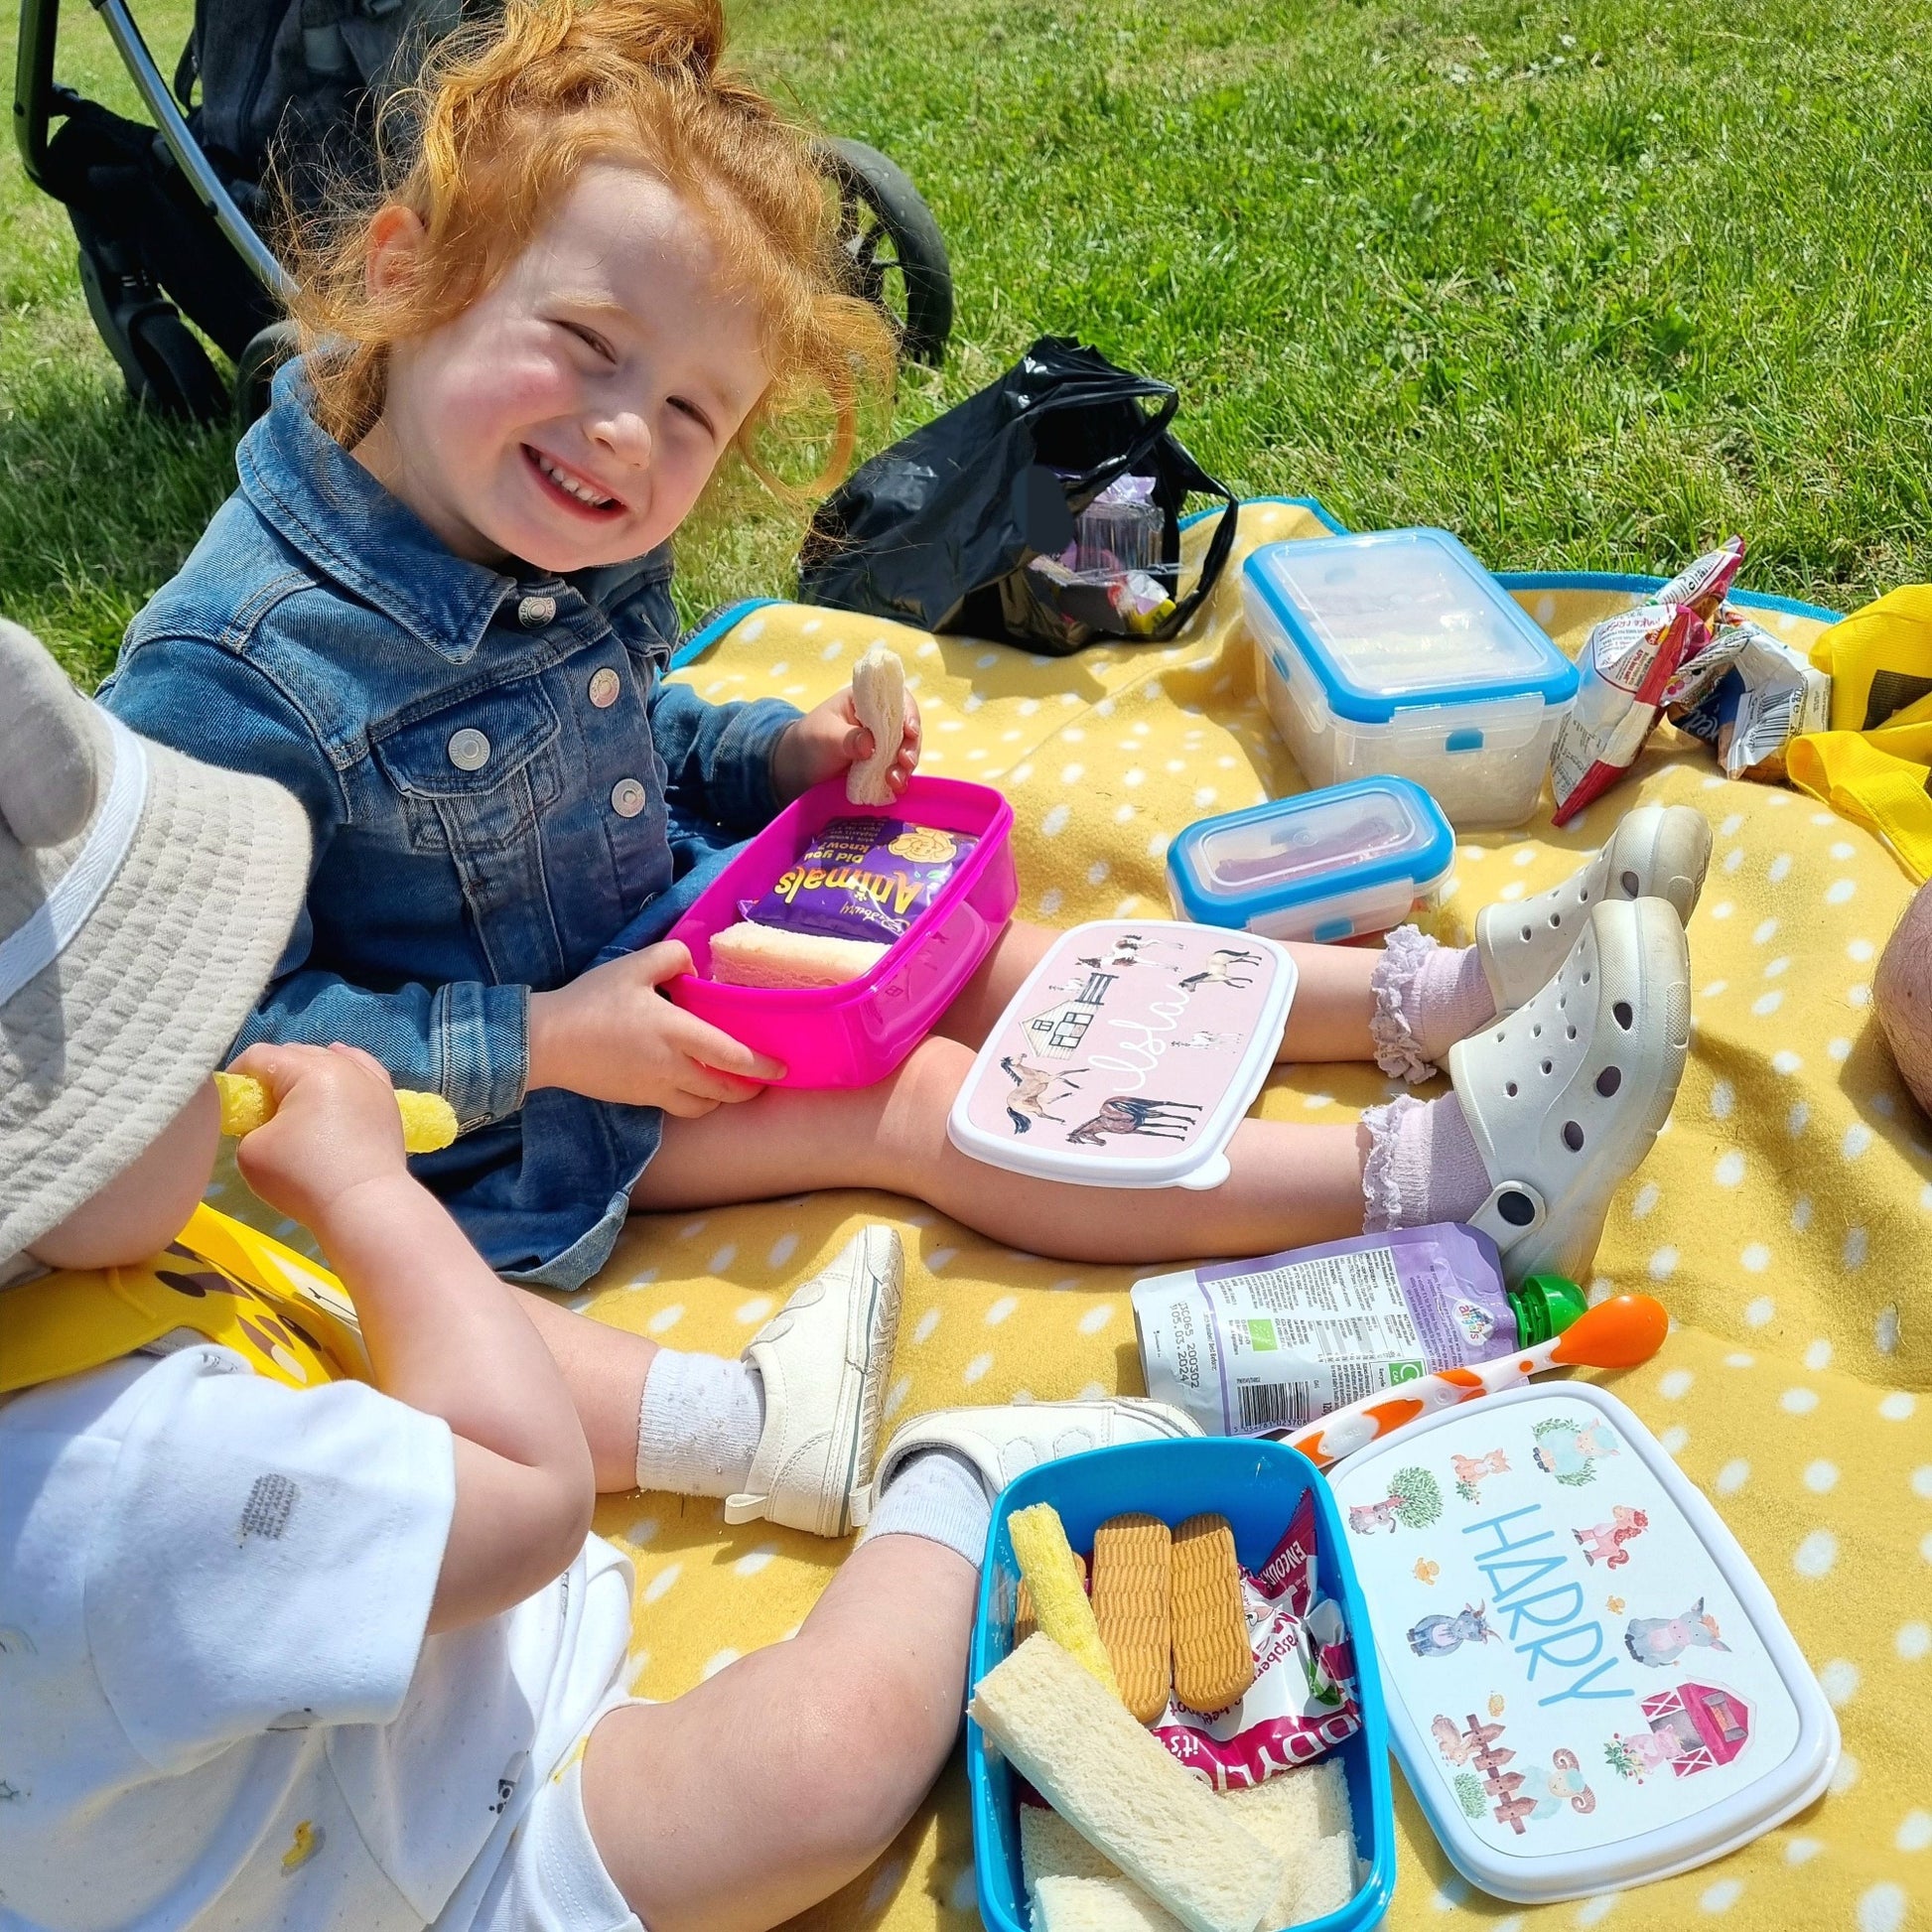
[8,0,1932,688]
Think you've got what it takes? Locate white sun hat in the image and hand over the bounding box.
[0,618,311,1272]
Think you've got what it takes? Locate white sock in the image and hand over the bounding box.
[633,1349,765,1497]
[859,1449,993,1568]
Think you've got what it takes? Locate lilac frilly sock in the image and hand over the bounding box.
[1361,1093,1493,1231]
[1369,928,1498,1083]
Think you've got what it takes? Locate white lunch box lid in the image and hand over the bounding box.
[1326,1382,1838,1903]
[1167,776,1455,929]
[1243,530,1580,726]
[945,919,1295,1189]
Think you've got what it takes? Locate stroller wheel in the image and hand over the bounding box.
[817,137,953,367]
[72,224,225,423]
[234,321,302,431]
[126,307,229,424]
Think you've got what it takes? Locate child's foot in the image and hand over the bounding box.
[1370,805,1710,1080]
[1364,898,1691,1284]
[851,1398,1200,1560]
[1475,803,1711,1012]
[724,1224,903,1537]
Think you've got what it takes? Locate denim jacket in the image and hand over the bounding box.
[101,362,800,1288]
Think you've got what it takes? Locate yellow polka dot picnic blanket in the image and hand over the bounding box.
[206,501,1931,1932]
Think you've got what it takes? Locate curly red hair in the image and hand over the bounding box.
[281,0,895,490]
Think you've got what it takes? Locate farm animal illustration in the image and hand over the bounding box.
[1344,1464,1443,1535]
[1518,1750,1596,1819]
[1606,1726,1684,1778]
[1432,1714,1481,1763]
[1414,1558,1441,1585]
[1574,1506,1650,1569]
[1624,1599,1730,1667]
[1606,1681,1753,1782]
[1451,1449,1510,1501]
[1531,1414,1621,1485]
[997,1055,1087,1135]
[1177,946,1264,993]
[1075,932,1158,972]
[1408,1602,1497,1658]
[1064,1096,1202,1147]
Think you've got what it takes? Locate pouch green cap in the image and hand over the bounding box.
[1506,1272,1588,1346]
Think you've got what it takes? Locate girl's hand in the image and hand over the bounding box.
[772,686,921,804]
[526,941,786,1111]
[226,1041,411,1234]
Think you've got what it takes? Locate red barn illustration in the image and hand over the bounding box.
[1640,1680,1753,1777]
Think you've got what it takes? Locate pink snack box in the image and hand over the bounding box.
[665,774,1017,1089]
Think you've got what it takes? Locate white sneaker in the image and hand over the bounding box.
[1476,804,1711,1013]
[1451,897,1691,1285]
[724,1225,902,1538]
[851,1396,1201,1526]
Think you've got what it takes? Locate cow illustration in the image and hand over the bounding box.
[1064,1097,1202,1147]
[1574,1506,1649,1569]
[1624,1598,1730,1668]
[1408,1602,1497,1658]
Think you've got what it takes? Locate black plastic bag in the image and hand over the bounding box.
[797,338,1238,654]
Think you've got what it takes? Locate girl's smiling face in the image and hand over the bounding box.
[355,164,771,573]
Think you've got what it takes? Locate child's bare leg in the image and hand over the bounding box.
[514,1292,659,1491]
[635,1035,1369,1260]
[929,917,1420,1067]
[580,1530,976,1932]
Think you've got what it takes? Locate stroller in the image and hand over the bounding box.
[13,0,955,427]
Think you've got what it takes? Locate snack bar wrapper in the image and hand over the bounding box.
[742,816,978,946]
[1151,1491,1363,1790]
[1547,538,1745,826]
[1672,619,1833,782]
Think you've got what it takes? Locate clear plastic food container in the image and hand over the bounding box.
[1167,776,1454,944]
[1243,530,1580,829]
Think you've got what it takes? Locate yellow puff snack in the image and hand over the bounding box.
[1016,1551,1086,1647]
[1008,1503,1120,1700]
[213,1070,459,1154]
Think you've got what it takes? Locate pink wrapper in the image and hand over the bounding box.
[1149,1491,1362,1791]
[1548,538,1744,826]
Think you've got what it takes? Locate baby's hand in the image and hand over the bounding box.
[225,1042,411,1233]
[526,941,786,1113]
[772,685,921,804]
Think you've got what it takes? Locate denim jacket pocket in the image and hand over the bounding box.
[372,683,568,988]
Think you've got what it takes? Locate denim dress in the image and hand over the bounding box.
[100,363,800,1289]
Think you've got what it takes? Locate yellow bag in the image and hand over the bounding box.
[0,1204,362,1395]
[1788,584,1932,881]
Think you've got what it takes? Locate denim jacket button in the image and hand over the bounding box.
[517,594,557,628]
[588,666,621,709]
[611,777,646,817]
[447,727,492,770]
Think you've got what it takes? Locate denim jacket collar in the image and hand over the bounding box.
[237,360,520,666]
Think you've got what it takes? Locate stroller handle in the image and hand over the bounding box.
[91,0,296,301]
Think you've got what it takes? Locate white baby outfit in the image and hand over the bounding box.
[0,1344,639,1932]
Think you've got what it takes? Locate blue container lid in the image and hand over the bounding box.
[1244,529,1581,726]
[1169,777,1455,927]
[967,1437,1397,1932]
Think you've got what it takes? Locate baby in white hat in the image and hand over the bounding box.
[0,616,1190,1932]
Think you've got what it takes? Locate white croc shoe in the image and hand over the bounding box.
[725,1225,902,1538]
[850,1397,1201,1528]
[1476,804,1711,1014]
[1450,897,1691,1285]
